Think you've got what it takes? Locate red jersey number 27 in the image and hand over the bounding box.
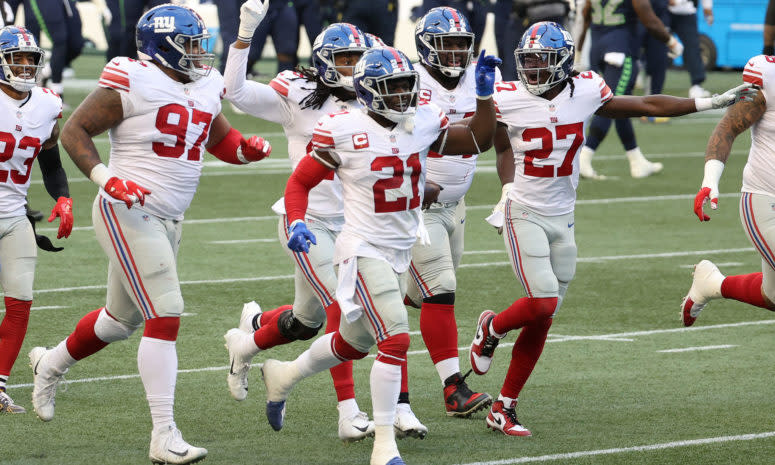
[522,122,584,177]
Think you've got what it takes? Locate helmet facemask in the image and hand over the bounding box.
[515,46,572,96]
[166,32,214,81]
[421,32,473,77]
[361,72,419,123]
[0,47,44,92]
[317,46,366,91]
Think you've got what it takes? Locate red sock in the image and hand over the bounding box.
[144,317,180,341]
[721,273,769,309]
[420,302,458,364]
[66,308,109,361]
[253,308,291,350]
[259,304,292,327]
[501,318,553,399]
[0,297,31,376]
[492,297,558,334]
[326,302,355,401]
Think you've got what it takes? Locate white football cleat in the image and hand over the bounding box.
[0,390,26,414]
[681,260,725,327]
[239,301,262,333]
[689,84,711,99]
[371,443,404,465]
[29,346,65,422]
[393,403,428,439]
[224,328,256,401]
[630,159,663,178]
[339,410,375,442]
[262,359,301,431]
[579,146,607,180]
[149,424,207,464]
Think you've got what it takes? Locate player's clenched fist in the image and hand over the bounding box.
[104,177,152,209]
[48,196,73,239]
[238,135,272,162]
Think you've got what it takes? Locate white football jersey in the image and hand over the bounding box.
[270,71,361,218]
[742,55,775,196]
[495,72,613,216]
[98,57,225,220]
[0,87,61,218]
[312,103,449,268]
[417,63,502,203]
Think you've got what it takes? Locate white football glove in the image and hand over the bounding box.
[708,83,760,109]
[485,182,513,235]
[667,36,684,59]
[237,0,269,43]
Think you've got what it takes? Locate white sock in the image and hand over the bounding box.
[435,357,460,384]
[498,393,517,409]
[370,360,401,426]
[238,329,261,358]
[294,332,340,377]
[625,147,647,164]
[46,339,77,375]
[338,398,360,419]
[372,424,399,463]
[579,146,595,165]
[138,336,177,431]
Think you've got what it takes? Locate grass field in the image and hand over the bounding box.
[4,55,775,464]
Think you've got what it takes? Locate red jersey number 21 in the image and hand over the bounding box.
[372,153,421,213]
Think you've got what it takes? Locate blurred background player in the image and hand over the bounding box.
[27,6,270,464]
[575,0,684,180]
[473,21,754,437]
[682,54,775,328]
[103,0,166,60]
[341,0,398,46]
[20,0,84,99]
[222,11,394,441]
[406,6,493,418]
[260,45,500,465]
[0,25,72,414]
[668,0,713,99]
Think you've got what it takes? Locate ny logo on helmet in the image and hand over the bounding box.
[153,16,175,33]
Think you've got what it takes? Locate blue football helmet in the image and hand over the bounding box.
[365,32,386,49]
[312,23,369,91]
[0,26,44,92]
[135,4,214,81]
[415,7,474,78]
[354,47,419,124]
[515,21,575,95]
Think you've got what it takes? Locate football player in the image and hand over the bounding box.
[405,6,493,418]
[0,26,73,414]
[681,55,775,327]
[471,21,755,437]
[260,45,500,465]
[27,5,270,464]
[223,2,427,440]
[574,0,683,179]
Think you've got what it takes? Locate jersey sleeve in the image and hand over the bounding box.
[311,113,337,152]
[589,71,613,105]
[97,57,143,118]
[743,55,769,88]
[269,70,317,104]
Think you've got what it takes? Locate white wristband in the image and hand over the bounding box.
[695,97,713,111]
[701,159,724,188]
[89,163,112,188]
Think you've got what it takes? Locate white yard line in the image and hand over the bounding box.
[0,305,66,314]
[27,247,756,294]
[209,238,278,244]
[457,431,775,465]
[10,319,774,389]
[657,344,737,353]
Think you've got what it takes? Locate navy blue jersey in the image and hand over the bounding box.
[589,0,635,34]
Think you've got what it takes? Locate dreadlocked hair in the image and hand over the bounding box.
[293,66,335,110]
[567,70,580,98]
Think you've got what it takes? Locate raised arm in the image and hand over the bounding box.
[431,51,500,155]
[693,89,766,221]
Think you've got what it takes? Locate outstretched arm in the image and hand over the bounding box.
[692,89,766,221]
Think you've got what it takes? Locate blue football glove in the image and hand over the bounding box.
[287,220,317,253]
[474,49,502,99]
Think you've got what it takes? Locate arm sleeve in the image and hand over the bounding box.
[223,44,293,125]
[37,144,70,199]
[284,155,334,223]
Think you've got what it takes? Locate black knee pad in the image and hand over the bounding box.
[277,309,322,341]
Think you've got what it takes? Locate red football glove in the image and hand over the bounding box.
[47,196,73,239]
[693,186,718,222]
[238,135,272,162]
[104,177,151,209]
